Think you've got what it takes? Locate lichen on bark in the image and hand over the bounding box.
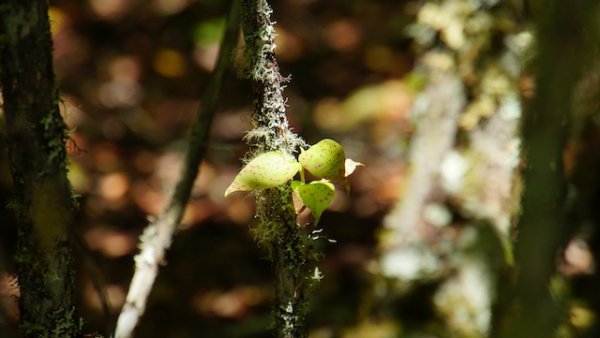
[239,1,314,337]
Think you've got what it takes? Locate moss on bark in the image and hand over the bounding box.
[0,1,81,337]
[240,1,314,337]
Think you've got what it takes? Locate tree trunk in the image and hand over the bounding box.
[0,1,81,337]
[240,1,313,337]
[495,1,598,337]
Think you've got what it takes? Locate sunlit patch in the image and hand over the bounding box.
[275,28,304,62]
[193,161,217,196]
[48,6,68,37]
[153,49,186,78]
[435,260,493,336]
[423,203,451,228]
[92,143,121,173]
[97,82,140,109]
[192,286,269,319]
[84,227,137,258]
[560,238,595,276]
[570,302,596,330]
[89,0,133,20]
[192,18,225,71]
[97,59,142,109]
[67,161,91,193]
[313,80,412,132]
[109,56,142,82]
[180,199,215,229]
[131,180,166,215]
[98,172,130,202]
[325,20,362,52]
[379,245,441,281]
[193,44,220,72]
[226,197,255,225]
[313,98,344,131]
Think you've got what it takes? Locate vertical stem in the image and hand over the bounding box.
[264,188,311,338]
[0,1,81,337]
[240,1,312,337]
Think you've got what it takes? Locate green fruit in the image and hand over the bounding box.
[293,180,335,225]
[299,139,346,181]
[225,151,301,197]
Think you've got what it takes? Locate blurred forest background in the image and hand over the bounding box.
[2,0,600,337]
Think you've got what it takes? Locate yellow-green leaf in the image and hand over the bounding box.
[299,139,346,181]
[293,180,335,225]
[225,151,301,197]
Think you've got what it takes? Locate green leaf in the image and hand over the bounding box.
[293,180,335,225]
[298,139,346,181]
[225,151,301,197]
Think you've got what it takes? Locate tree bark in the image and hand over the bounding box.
[495,1,598,337]
[240,1,312,337]
[0,1,81,337]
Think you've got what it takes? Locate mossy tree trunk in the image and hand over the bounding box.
[0,1,81,337]
[240,1,313,337]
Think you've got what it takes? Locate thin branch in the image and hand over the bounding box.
[113,2,241,337]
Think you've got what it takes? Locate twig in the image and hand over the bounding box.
[113,2,241,337]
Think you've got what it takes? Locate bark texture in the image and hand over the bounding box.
[240,1,312,337]
[496,1,598,337]
[0,1,81,337]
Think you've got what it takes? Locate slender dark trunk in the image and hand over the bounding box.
[0,1,81,337]
[495,1,597,338]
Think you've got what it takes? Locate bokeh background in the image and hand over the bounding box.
[1,0,599,338]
